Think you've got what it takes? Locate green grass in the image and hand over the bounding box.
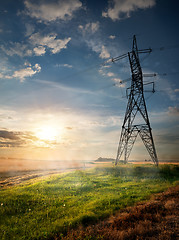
[0,164,179,240]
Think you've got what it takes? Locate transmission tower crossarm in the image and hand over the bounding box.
[143,73,157,77]
[137,48,152,54]
[111,48,152,64]
[111,53,128,62]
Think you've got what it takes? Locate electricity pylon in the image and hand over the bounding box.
[115,35,158,166]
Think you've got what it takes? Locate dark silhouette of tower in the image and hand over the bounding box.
[115,35,158,166]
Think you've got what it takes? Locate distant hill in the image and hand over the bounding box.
[95,157,115,162]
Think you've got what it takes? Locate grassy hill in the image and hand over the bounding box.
[0,164,178,239]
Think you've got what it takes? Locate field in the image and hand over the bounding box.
[0,164,178,239]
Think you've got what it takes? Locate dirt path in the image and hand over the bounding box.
[0,167,86,188]
[59,185,179,240]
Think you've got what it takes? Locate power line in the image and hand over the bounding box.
[93,70,179,94]
[52,42,179,85]
[152,44,179,52]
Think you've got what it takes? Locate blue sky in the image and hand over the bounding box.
[0,0,178,161]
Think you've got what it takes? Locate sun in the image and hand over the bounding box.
[36,126,58,142]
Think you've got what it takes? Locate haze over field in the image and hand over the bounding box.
[0,0,179,165]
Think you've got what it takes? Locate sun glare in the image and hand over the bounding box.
[36,126,59,141]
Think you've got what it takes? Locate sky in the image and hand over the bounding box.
[0,0,178,162]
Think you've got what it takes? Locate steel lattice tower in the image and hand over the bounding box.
[115,35,158,166]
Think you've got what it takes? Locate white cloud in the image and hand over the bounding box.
[107,72,115,77]
[109,35,116,39]
[51,38,71,54]
[78,23,111,60]
[30,33,71,54]
[33,46,46,56]
[113,78,122,83]
[99,45,110,59]
[34,63,41,72]
[7,63,42,82]
[79,22,100,34]
[13,68,36,81]
[174,89,179,93]
[98,66,116,78]
[102,0,156,21]
[24,0,82,22]
[86,40,111,59]
[112,78,126,88]
[1,32,70,57]
[55,64,73,68]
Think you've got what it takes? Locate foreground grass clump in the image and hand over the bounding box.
[0,164,178,240]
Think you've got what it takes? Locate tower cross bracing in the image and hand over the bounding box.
[115,35,158,166]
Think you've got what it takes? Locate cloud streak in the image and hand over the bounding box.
[102,0,156,21]
[0,130,21,140]
[1,42,33,57]
[0,129,33,148]
[34,79,96,95]
[55,63,73,68]
[0,128,59,148]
